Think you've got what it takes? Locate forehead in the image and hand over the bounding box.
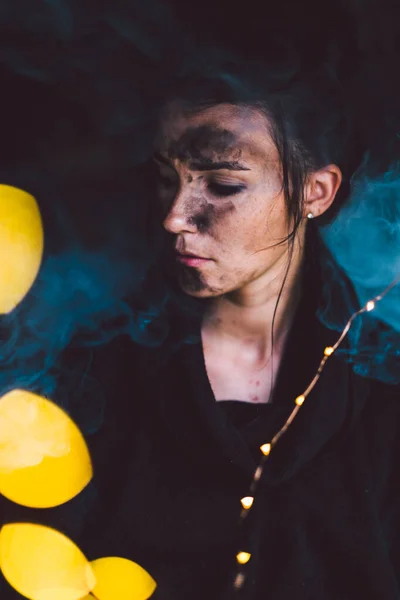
[155,102,278,165]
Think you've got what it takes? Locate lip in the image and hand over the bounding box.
[175,252,211,267]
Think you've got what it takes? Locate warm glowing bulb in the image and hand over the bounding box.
[366,301,375,312]
[295,395,305,406]
[260,443,271,456]
[240,496,254,509]
[236,552,251,565]
[0,523,95,600]
[0,185,44,313]
[324,346,334,356]
[0,389,92,508]
[90,557,157,600]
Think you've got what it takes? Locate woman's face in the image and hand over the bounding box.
[153,102,304,298]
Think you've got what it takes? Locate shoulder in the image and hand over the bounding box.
[363,378,400,425]
[361,378,400,445]
[357,378,400,497]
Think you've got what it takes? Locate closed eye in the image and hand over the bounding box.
[151,156,246,198]
[208,183,246,197]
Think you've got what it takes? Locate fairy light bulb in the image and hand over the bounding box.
[240,496,254,509]
[366,301,375,311]
[295,395,305,406]
[236,552,251,565]
[260,443,271,456]
[324,346,334,356]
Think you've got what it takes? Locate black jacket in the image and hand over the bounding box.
[1,236,400,600]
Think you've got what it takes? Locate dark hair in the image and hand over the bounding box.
[159,0,365,243]
[162,60,357,241]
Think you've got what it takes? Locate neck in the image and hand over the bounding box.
[202,239,306,366]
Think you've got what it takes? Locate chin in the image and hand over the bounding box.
[181,287,216,298]
[174,264,227,298]
[177,274,219,298]
[180,281,227,299]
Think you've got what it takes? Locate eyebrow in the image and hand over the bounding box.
[153,152,251,172]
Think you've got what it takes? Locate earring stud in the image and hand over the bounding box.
[307,212,314,219]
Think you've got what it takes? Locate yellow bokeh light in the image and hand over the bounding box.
[0,389,92,508]
[0,523,96,600]
[0,184,44,314]
[90,557,157,600]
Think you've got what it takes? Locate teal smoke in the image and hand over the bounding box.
[319,163,400,382]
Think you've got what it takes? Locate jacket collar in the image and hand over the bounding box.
[156,226,372,484]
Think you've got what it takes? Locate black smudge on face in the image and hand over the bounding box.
[189,200,236,235]
[175,262,208,293]
[190,203,216,233]
[166,125,240,164]
[159,124,240,235]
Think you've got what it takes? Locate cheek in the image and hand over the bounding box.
[237,199,286,254]
[250,191,288,232]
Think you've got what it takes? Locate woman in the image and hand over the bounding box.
[1,5,400,600]
[152,97,341,404]
[73,52,399,599]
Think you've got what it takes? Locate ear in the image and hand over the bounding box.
[304,165,342,218]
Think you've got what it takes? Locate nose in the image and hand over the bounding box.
[162,188,198,235]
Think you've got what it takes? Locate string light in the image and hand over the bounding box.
[232,275,400,591]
